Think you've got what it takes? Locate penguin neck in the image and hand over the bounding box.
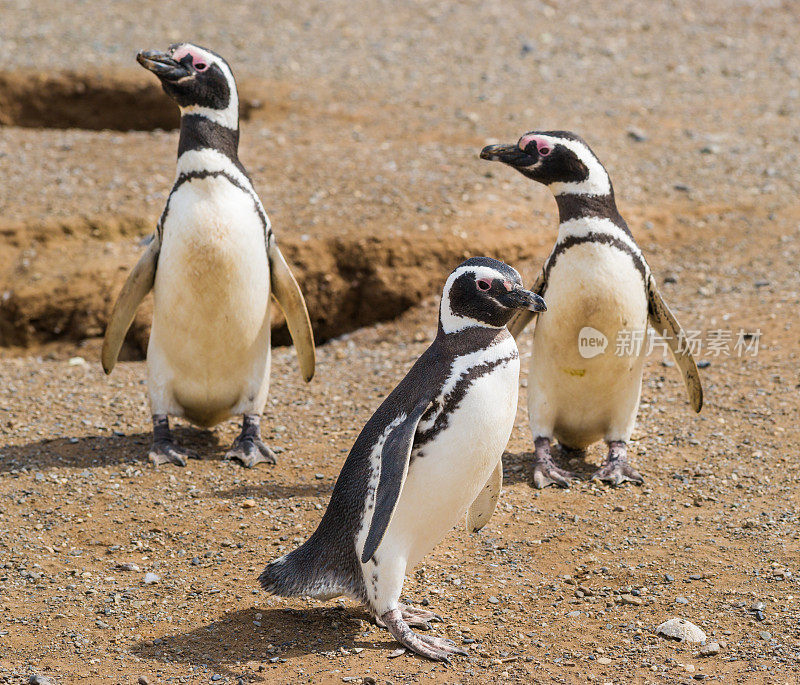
[177,113,244,173]
[553,188,626,230]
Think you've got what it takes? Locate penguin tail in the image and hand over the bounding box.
[258,531,362,602]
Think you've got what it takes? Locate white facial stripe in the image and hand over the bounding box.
[557,217,644,260]
[173,44,239,130]
[439,264,520,334]
[530,135,611,196]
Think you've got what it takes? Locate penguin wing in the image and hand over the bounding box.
[646,274,703,412]
[361,400,432,564]
[268,237,316,382]
[101,235,160,374]
[507,271,546,339]
[466,457,503,533]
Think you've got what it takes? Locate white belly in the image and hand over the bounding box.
[529,243,647,447]
[148,176,271,426]
[385,350,519,570]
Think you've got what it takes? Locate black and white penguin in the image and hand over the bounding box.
[259,257,546,661]
[481,131,702,487]
[102,43,315,467]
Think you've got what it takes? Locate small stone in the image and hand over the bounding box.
[211,675,222,682]
[488,595,499,604]
[597,657,612,665]
[664,574,675,583]
[567,611,581,617]
[143,572,160,585]
[138,678,151,685]
[621,594,642,606]
[698,641,721,656]
[675,596,689,605]
[759,631,772,641]
[68,356,87,366]
[388,647,406,658]
[241,498,256,508]
[656,617,707,643]
[674,183,692,192]
[627,127,647,142]
[117,562,140,572]
[29,677,54,685]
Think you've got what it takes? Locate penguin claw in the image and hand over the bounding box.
[591,461,644,487]
[225,437,277,468]
[381,608,466,662]
[399,603,443,628]
[531,460,578,489]
[148,441,197,467]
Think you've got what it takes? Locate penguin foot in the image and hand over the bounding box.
[225,437,276,468]
[591,460,643,486]
[148,440,198,467]
[225,414,276,468]
[400,603,443,629]
[381,608,467,662]
[375,604,442,630]
[531,436,579,488]
[591,440,643,486]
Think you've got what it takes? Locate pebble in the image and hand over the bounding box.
[28,677,54,685]
[597,657,612,665]
[567,611,581,617]
[655,618,707,643]
[759,631,772,641]
[621,594,642,605]
[698,641,721,656]
[117,562,140,572]
[626,127,648,142]
[488,596,499,604]
[138,678,151,685]
[675,596,689,604]
[211,675,222,682]
[241,498,256,508]
[143,572,160,585]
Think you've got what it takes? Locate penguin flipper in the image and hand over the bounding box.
[466,457,503,533]
[507,271,546,339]
[361,400,431,564]
[268,237,316,383]
[646,274,703,413]
[101,236,160,374]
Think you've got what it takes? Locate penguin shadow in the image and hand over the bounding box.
[0,426,221,474]
[131,605,374,676]
[211,481,334,501]
[502,446,599,486]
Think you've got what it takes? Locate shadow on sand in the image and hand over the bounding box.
[131,605,390,678]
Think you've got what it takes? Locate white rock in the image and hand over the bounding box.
[143,572,160,585]
[656,617,707,643]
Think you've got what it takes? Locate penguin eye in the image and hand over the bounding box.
[476,279,492,291]
[194,61,208,72]
[538,145,551,156]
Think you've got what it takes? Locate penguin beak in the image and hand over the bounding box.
[480,143,538,168]
[137,49,190,82]
[499,286,547,313]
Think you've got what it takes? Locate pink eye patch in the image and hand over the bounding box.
[518,134,552,156]
[172,47,209,71]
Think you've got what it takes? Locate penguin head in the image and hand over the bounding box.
[137,43,239,129]
[440,257,546,334]
[481,131,611,196]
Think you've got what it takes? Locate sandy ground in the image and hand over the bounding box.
[1,0,800,683]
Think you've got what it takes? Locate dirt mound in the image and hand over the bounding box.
[0,70,291,131]
[0,216,541,356]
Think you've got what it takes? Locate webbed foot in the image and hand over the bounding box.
[149,415,197,467]
[381,608,467,662]
[532,436,579,488]
[591,440,643,486]
[225,413,276,468]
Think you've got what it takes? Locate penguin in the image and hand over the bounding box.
[101,44,315,468]
[259,257,546,661]
[480,131,702,487]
